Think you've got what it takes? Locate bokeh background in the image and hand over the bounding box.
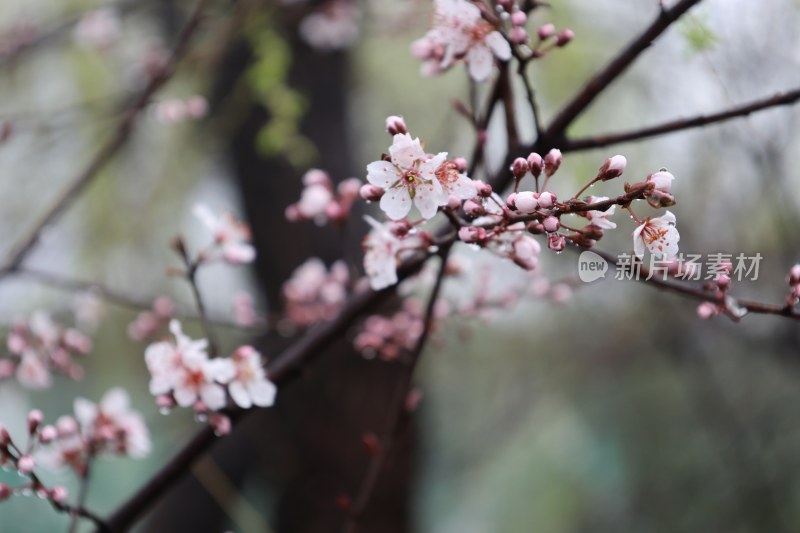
[0,0,799,531]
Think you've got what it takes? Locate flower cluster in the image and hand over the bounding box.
[128,296,176,342]
[282,258,349,327]
[193,204,256,265]
[363,216,431,291]
[37,388,151,474]
[695,261,746,319]
[353,298,430,361]
[145,321,276,433]
[411,0,511,81]
[787,264,800,307]
[285,169,362,225]
[3,312,92,389]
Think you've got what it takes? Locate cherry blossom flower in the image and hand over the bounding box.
[584,196,617,229]
[354,299,427,361]
[632,210,680,260]
[644,169,676,207]
[486,223,541,270]
[286,169,362,225]
[412,0,512,81]
[4,311,91,388]
[362,216,428,290]
[145,320,233,411]
[283,258,349,326]
[193,204,256,264]
[128,295,175,341]
[366,133,447,220]
[73,388,151,459]
[227,346,276,409]
[434,158,477,201]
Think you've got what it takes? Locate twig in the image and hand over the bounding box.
[173,238,220,356]
[68,456,94,533]
[562,88,800,151]
[0,0,211,276]
[543,0,703,143]
[343,244,452,533]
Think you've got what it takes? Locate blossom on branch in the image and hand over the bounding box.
[632,210,680,260]
[363,216,428,290]
[193,204,256,264]
[412,0,511,81]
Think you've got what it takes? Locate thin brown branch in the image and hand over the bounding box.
[544,0,703,142]
[343,244,452,533]
[563,88,800,151]
[590,249,800,321]
[0,0,211,276]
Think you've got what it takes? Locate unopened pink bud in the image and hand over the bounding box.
[542,216,560,233]
[514,191,538,214]
[38,425,57,444]
[510,26,528,45]
[697,302,717,319]
[359,184,385,202]
[324,202,344,221]
[385,115,408,135]
[511,157,529,179]
[537,23,556,40]
[510,11,527,26]
[210,414,231,436]
[548,233,566,251]
[458,226,487,244]
[506,192,517,209]
[50,486,68,504]
[17,455,35,475]
[302,169,330,187]
[538,191,556,208]
[473,180,492,198]
[789,264,800,286]
[527,152,543,177]
[463,200,486,217]
[556,29,575,46]
[453,157,468,172]
[716,274,731,290]
[27,410,43,434]
[598,154,627,181]
[544,149,562,177]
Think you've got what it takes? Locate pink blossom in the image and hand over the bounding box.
[366,134,448,220]
[584,196,617,229]
[363,216,404,290]
[632,210,680,259]
[73,388,151,458]
[413,0,512,81]
[283,259,349,325]
[227,346,276,409]
[193,204,256,264]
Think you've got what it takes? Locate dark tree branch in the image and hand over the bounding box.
[563,88,800,151]
[344,244,452,533]
[543,0,703,142]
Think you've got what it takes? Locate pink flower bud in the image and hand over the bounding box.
[324,202,344,221]
[27,410,43,434]
[716,274,731,290]
[697,302,718,319]
[385,115,408,135]
[359,184,385,202]
[474,180,492,198]
[527,221,545,234]
[527,152,544,177]
[542,216,560,233]
[538,191,556,208]
[49,486,68,504]
[56,416,78,437]
[38,425,57,444]
[537,23,556,40]
[337,177,362,200]
[548,233,566,251]
[514,191,539,214]
[511,11,527,26]
[458,226,487,244]
[510,26,528,45]
[463,199,485,217]
[511,157,529,179]
[788,264,800,286]
[17,455,35,475]
[556,29,575,46]
[647,169,675,192]
[210,414,231,436]
[544,149,562,177]
[598,154,627,181]
[453,157,468,172]
[0,484,10,501]
[512,236,540,270]
[284,204,302,222]
[445,195,461,210]
[505,192,517,209]
[302,169,330,187]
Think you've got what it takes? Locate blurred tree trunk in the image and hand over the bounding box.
[143,10,415,533]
